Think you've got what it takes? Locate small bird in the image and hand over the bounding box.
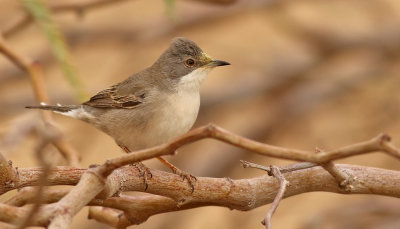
[27,37,230,188]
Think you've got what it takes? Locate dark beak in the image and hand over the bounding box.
[210,60,230,67]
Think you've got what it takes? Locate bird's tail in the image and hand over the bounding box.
[25,104,79,113]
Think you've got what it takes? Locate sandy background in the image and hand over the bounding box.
[0,0,400,228]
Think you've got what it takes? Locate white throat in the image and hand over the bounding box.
[177,68,211,92]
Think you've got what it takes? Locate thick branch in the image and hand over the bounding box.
[0,124,398,228]
[1,164,399,227]
[0,125,398,228]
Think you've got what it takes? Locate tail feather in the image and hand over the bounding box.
[25,105,79,113]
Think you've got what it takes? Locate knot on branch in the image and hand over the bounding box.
[378,133,391,143]
[0,155,17,190]
[205,123,218,136]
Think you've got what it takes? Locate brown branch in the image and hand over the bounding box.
[0,125,398,227]
[0,124,398,228]
[89,125,400,181]
[313,147,353,191]
[242,161,318,174]
[0,36,80,167]
[88,207,130,229]
[1,164,398,227]
[240,162,290,228]
[262,166,288,229]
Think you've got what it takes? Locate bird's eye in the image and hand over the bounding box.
[185,58,195,67]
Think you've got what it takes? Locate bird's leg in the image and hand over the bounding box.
[156,156,197,193]
[118,145,152,191]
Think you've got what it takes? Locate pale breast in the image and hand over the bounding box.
[150,91,200,143]
[98,91,200,151]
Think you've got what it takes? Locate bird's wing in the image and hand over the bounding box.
[83,84,145,109]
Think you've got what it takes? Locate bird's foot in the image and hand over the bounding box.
[172,166,197,193]
[156,156,197,193]
[132,162,152,191]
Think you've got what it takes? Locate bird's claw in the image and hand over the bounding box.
[172,167,197,193]
[132,162,152,190]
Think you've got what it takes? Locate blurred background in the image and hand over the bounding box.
[1,0,400,228]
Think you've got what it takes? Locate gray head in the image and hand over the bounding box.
[152,37,229,88]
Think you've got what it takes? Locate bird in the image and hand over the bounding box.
[26,37,230,190]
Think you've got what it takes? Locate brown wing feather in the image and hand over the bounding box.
[83,86,144,109]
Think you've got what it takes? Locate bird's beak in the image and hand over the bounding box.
[200,52,230,68]
[210,60,230,67]
[204,59,230,68]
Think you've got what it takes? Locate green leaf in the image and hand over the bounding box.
[22,0,88,102]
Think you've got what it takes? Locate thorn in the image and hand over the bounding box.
[40,102,47,106]
[56,103,62,106]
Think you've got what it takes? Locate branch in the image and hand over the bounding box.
[1,164,399,227]
[263,166,288,229]
[0,124,398,228]
[241,162,289,228]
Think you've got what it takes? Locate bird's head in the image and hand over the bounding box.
[154,37,230,91]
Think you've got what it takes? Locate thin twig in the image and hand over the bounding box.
[315,148,353,191]
[262,166,288,229]
[241,160,318,174]
[240,162,290,229]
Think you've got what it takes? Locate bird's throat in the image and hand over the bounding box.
[177,68,211,92]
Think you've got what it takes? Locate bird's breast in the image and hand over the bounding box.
[154,91,200,140]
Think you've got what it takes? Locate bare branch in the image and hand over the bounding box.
[88,207,130,229]
[0,163,399,227]
[0,124,398,228]
[240,162,290,228]
[262,166,289,229]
